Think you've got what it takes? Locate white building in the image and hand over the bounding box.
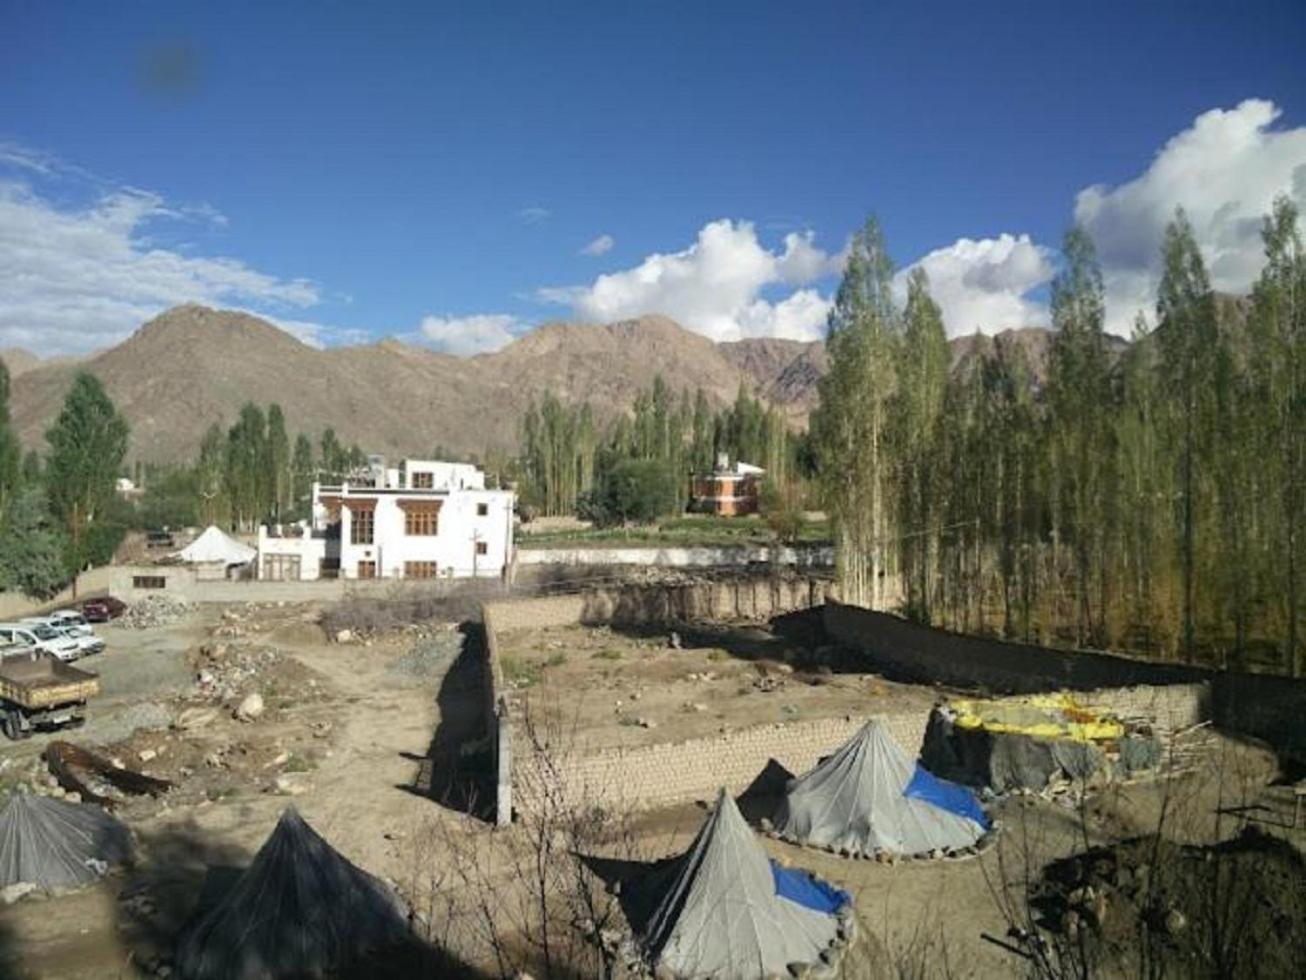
[256,457,515,581]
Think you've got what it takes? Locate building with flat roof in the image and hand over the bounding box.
[256,457,514,580]
[689,453,765,517]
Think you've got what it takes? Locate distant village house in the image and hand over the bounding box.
[689,453,765,517]
[256,457,514,581]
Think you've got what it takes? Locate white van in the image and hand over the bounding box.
[48,610,95,638]
[0,623,83,662]
[20,616,104,656]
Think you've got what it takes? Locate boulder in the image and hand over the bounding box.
[235,693,265,722]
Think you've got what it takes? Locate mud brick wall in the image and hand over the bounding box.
[512,712,930,815]
[482,576,834,825]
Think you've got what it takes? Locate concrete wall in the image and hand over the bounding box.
[515,544,834,568]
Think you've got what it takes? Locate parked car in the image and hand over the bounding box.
[48,609,95,636]
[0,622,83,662]
[80,596,127,622]
[21,618,104,656]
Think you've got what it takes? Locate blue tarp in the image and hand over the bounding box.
[770,860,849,915]
[903,763,991,830]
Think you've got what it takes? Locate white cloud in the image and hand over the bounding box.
[518,206,550,225]
[580,233,614,257]
[0,156,322,355]
[1075,98,1306,333]
[894,234,1054,336]
[539,219,838,342]
[418,313,523,356]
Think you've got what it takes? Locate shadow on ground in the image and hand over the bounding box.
[116,816,486,978]
[401,622,496,823]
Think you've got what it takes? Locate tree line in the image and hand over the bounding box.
[517,376,803,524]
[813,198,1305,674]
[0,370,130,597]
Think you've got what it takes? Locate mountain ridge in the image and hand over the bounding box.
[7,305,1064,464]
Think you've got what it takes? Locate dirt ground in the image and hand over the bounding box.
[0,601,1300,979]
[496,619,939,750]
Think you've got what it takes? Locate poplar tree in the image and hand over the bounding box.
[1156,209,1218,660]
[44,372,130,555]
[266,404,291,521]
[0,357,20,519]
[810,215,900,607]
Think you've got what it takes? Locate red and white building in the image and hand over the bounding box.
[257,458,514,580]
[689,454,765,517]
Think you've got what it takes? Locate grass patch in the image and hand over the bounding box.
[592,648,623,661]
[501,656,543,687]
[544,652,567,668]
[281,754,313,774]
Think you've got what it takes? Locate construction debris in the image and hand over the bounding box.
[43,741,172,809]
[120,594,192,629]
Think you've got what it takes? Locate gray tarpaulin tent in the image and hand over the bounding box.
[642,789,850,979]
[174,806,410,980]
[773,721,989,857]
[0,792,132,891]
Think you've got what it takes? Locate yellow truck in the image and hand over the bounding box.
[0,646,99,740]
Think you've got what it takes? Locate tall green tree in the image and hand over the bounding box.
[266,404,292,521]
[291,433,315,519]
[1156,209,1218,660]
[810,215,900,607]
[225,402,268,530]
[44,372,130,557]
[1045,226,1113,645]
[0,486,69,598]
[0,357,21,519]
[893,267,949,622]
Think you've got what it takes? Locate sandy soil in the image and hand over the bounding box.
[497,620,939,751]
[0,602,1298,979]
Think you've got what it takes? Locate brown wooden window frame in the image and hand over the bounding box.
[475,541,488,556]
[132,575,167,590]
[476,502,489,517]
[404,560,437,579]
[356,560,377,579]
[411,471,434,489]
[405,508,439,536]
[350,507,375,545]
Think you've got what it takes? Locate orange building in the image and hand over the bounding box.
[689,454,765,516]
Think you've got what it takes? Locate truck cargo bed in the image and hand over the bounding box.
[0,653,99,709]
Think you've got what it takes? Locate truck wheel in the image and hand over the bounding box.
[1,712,19,741]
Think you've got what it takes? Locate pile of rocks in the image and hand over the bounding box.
[189,641,308,705]
[386,627,463,680]
[120,594,191,629]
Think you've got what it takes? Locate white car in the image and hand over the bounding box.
[0,623,83,662]
[21,616,104,655]
[47,610,96,638]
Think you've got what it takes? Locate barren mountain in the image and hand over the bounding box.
[7,307,822,463]
[9,305,1094,465]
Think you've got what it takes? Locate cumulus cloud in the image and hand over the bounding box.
[539,220,839,342]
[579,233,614,256]
[893,234,1054,336]
[0,154,323,355]
[1075,98,1306,333]
[417,313,523,356]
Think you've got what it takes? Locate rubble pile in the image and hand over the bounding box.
[386,627,463,681]
[188,641,328,709]
[1028,829,1306,976]
[120,594,192,629]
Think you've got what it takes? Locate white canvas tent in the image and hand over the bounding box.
[174,526,256,567]
[773,720,989,857]
[642,789,849,979]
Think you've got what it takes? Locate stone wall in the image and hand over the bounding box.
[481,583,1212,823]
[482,575,833,825]
[515,544,835,568]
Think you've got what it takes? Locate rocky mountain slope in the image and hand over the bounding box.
[8,305,1079,464]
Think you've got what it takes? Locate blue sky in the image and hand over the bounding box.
[1,0,1304,354]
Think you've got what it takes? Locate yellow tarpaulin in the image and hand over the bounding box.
[949,693,1124,742]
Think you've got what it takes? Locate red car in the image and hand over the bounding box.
[80,596,127,623]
